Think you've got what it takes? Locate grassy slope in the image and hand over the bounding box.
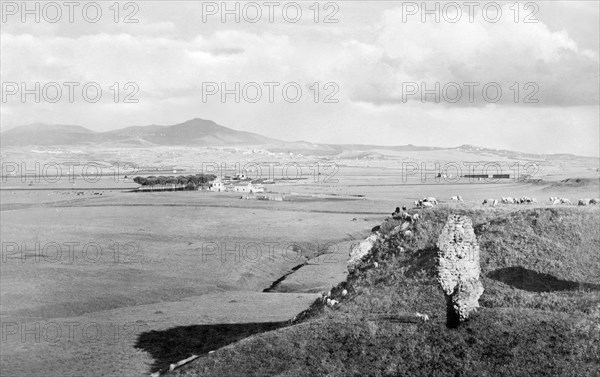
[174,207,600,377]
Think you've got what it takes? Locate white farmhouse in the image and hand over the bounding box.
[209,178,225,192]
[232,183,264,193]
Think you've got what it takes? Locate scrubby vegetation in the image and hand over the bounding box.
[133,173,216,191]
[173,207,600,377]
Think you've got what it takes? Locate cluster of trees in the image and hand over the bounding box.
[133,173,217,191]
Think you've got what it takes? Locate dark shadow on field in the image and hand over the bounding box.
[488,267,600,292]
[135,321,287,373]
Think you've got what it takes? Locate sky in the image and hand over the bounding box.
[1,1,599,156]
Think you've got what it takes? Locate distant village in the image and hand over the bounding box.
[133,172,268,194]
[207,173,267,194]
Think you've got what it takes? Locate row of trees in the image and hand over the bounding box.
[133,173,217,191]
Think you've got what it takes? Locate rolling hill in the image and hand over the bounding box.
[0,123,99,146]
[0,118,278,147]
[2,118,598,163]
[0,118,445,156]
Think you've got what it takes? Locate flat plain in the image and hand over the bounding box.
[1,145,598,376]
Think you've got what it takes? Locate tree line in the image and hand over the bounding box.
[133,173,217,191]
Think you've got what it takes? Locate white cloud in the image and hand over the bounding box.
[0,2,598,155]
[347,3,598,106]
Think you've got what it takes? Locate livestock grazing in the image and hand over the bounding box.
[501,197,517,204]
[416,313,430,322]
[482,198,497,207]
[578,199,590,206]
[450,195,463,201]
[420,201,434,209]
[321,293,328,303]
[590,198,600,205]
[415,199,431,208]
[423,197,438,205]
[551,197,573,205]
[415,198,436,208]
[518,196,537,204]
[400,212,420,223]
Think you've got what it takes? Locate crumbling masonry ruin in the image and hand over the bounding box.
[436,215,484,328]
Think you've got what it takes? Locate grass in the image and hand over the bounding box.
[173,206,600,377]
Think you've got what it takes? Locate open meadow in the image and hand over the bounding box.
[3,0,600,374]
[1,147,599,376]
[0,145,599,376]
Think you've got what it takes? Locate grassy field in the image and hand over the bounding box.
[173,206,600,377]
[1,150,599,376]
[0,189,374,376]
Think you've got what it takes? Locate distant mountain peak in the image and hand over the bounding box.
[1,119,595,159]
[0,118,276,147]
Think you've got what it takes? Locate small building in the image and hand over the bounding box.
[232,183,264,193]
[209,178,225,192]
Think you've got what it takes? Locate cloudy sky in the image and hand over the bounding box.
[1,1,599,156]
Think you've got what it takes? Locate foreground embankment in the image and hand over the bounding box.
[172,206,600,377]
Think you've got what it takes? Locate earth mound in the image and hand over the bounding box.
[167,207,600,377]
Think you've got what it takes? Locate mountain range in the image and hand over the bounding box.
[0,118,278,147]
[0,118,594,160]
[0,118,442,154]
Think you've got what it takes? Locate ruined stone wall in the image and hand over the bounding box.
[436,215,484,327]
